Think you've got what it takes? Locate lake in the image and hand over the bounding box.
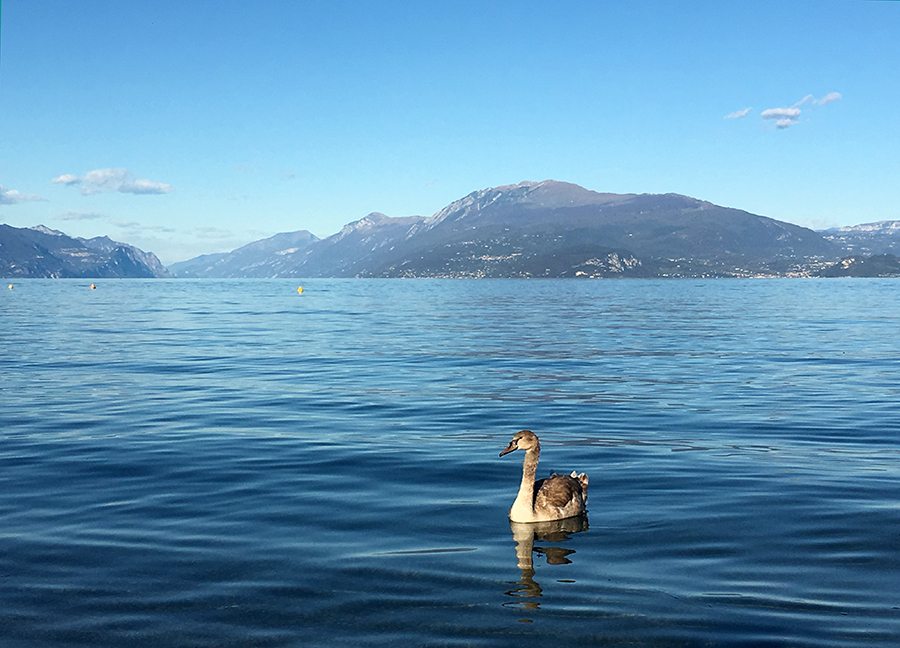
[2,278,899,647]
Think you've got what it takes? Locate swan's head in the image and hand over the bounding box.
[500,429,539,457]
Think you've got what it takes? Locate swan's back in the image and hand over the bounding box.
[534,471,588,520]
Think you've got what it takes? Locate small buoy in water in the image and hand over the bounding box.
[90,283,96,290]
[297,286,303,294]
[7,284,12,290]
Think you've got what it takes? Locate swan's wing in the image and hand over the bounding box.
[533,473,586,518]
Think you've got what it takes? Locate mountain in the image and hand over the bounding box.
[80,235,171,277]
[355,181,836,277]
[0,224,172,278]
[169,230,318,278]
[816,254,900,278]
[175,180,843,278]
[821,221,900,256]
[273,213,427,278]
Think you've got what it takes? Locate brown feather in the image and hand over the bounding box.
[534,473,587,517]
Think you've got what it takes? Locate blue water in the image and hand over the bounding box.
[2,278,899,647]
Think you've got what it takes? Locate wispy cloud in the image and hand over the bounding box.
[724,107,752,120]
[757,92,841,130]
[190,226,236,240]
[815,92,841,106]
[58,210,106,221]
[54,210,176,238]
[111,219,176,234]
[726,93,842,130]
[1,184,46,205]
[52,168,173,195]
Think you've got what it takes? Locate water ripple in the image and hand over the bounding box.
[2,278,900,646]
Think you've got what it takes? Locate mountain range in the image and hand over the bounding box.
[0,224,171,278]
[4,180,899,279]
[170,180,892,279]
[820,221,900,256]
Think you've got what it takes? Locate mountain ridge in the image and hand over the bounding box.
[170,179,849,278]
[0,224,172,278]
[170,230,319,278]
[821,220,900,256]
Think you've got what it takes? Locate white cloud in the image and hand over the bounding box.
[52,168,173,195]
[51,174,81,186]
[761,106,802,129]
[761,107,802,120]
[815,92,842,106]
[724,107,752,120]
[0,184,45,204]
[125,177,175,194]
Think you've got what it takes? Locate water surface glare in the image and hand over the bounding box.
[2,278,899,646]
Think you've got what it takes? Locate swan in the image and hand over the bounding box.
[500,430,588,523]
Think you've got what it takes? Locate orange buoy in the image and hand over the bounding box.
[90,283,96,290]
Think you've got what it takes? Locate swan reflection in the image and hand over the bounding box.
[504,514,589,608]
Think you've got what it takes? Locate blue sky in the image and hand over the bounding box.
[1,1,898,265]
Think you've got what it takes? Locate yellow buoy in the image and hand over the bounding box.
[297,286,303,294]
[7,284,12,290]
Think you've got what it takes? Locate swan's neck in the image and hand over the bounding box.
[510,446,540,521]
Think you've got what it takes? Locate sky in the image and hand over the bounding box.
[1,1,898,265]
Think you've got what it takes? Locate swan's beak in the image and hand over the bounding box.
[500,440,518,457]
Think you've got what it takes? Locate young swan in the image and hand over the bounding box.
[500,430,588,523]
